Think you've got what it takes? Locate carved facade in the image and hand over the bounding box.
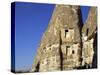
[82,7,97,68]
[31,5,97,72]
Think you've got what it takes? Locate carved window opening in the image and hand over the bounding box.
[65,30,68,38]
[65,29,74,40]
[86,28,89,36]
[43,47,46,49]
[66,46,70,55]
[72,50,75,54]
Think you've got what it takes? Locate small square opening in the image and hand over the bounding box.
[65,30,69,37]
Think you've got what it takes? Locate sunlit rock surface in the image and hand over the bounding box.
[31,5,97,72]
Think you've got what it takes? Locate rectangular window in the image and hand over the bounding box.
[65,30,68,38]
[86,28,89,36]
[66,46,70,55]
[65,29,74,40]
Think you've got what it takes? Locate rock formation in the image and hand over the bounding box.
[31,4,97,72]
[82,7,97,68]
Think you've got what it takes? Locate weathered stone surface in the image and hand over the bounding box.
[31,5,97,72]
[82,7,97,68]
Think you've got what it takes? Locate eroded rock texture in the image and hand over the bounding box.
[82,7,97,68]
[31,5,97,72]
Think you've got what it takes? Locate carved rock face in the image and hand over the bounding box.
[31,5,97,72]
[82,7,97,67]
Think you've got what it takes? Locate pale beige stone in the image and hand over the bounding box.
[31,5,97,72]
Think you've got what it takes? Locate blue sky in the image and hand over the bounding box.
[81,6,90,23]
[14,2,90,71]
